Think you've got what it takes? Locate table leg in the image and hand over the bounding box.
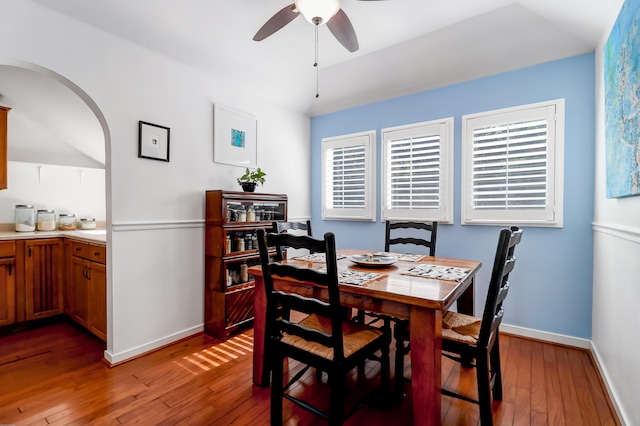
[456,276,475,315]
[252,275,269,387]
[410,306,442,425]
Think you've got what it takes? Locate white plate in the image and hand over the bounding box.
[349,254,397,267]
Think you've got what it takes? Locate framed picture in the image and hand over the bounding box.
[214,104,257,167]
[138,121,170,162]
[605,0,640,198]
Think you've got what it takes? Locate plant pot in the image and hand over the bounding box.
[240,182,257,192]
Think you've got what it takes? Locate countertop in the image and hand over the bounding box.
[0,229,107,244]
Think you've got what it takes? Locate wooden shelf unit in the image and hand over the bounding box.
[204,190,287,341]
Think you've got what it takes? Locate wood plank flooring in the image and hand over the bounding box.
[0,319,619,425]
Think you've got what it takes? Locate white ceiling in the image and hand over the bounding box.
[30,0,621,116]
[0,0,622,168]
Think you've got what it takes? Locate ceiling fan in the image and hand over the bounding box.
[253,0,385,53]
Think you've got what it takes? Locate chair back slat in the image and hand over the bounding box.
[385,221,438,255]
[256,228,346,361]
[478,227,523,346]
[270,222,315,260]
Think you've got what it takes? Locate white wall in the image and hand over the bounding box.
[0,0,310,363]
[592,1,639,424]
[0,162,105,223]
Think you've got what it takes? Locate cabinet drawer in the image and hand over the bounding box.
[0,240,15,258]
[72,241,106,264]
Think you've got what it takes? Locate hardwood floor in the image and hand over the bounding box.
[0,319,619,425]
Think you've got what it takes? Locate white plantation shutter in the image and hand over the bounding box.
[462,100,564,227]
[326,144,366,209]
[382,119,453,222]
[322,131,375,221]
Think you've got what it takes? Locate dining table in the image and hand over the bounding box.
[249,248,482,426]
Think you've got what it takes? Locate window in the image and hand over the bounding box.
[461,99,564,227]
[322,130,376,221]
[381,118,453,223]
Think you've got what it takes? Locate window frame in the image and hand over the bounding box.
[381,118,454,223]
[321,130,376,221]
[461,99,565,227]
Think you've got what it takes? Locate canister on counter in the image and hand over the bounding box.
[14,204,36,232]
[58,213,77,230]
[36,209,56,231]
[78,218,96,230]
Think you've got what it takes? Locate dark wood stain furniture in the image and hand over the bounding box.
[256,229,391,424]
[204,190,287,341]
[250,248,481,425]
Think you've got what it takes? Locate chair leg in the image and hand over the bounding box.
[329,370,346,426]
[270,353,284,425]
[393,320,408,400]
[490,336,503,401]
[476,351,494,426]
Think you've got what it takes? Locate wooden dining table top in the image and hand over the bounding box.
[248,248,482,315]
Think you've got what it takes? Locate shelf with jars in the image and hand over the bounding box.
[204,190,287,341]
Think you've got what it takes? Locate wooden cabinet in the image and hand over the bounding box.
[0,240,16,326]
[0,106,10,190]
[22,238,63,321]
[205,190,287,341]
[66,240,106,341]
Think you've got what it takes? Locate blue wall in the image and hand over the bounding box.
[310,53,596,339]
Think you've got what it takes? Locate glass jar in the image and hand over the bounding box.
[58,213,77,230]
[235,234,245,252]
[79,218,96,230]
[237,208,246,222]
[246,205,256,222]
[240,262,249,283]
[14,204,36,232]
[36,209,56,231]
[225,234,232,253]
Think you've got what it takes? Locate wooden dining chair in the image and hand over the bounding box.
[256,228,391,425]
[365,220,438,398]
[438,226,523,425]
[271,220,312,260]
[384,220,438,254]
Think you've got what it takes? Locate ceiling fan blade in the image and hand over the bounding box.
[326,9,359,52]
[253,4,300,41]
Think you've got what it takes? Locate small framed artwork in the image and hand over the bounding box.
[213,104,257,167]
[138,121,170,162]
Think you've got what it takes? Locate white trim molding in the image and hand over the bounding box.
[592,221,640,244]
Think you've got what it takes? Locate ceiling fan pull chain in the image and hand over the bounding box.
[315,24,319,98]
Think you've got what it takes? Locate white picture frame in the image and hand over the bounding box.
[213,104,257,167]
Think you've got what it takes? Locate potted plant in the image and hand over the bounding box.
[237,167,266,192]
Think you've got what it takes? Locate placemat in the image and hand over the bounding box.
[293,253,346,263]
[338,269,381,286]
[402,264,470,281]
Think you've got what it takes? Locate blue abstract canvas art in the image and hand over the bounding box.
[231,128,246,148]
[605,0,640,198]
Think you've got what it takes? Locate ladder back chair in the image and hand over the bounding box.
[438,226,522,425]
[373,221,439,398]
[271,220,313,260]
[256,228,391,425]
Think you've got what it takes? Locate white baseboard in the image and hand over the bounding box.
[589,341,629,426]
[500,323,591,349]
[103,324,204,365]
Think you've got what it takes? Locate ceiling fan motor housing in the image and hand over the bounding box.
[295,0,341,25]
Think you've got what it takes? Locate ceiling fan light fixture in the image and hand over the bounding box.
[295,0,340,25]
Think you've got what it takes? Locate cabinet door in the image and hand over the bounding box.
[70,257,90,328]
[25,239,63,320]
[88,262,106,341]
[0,258,16,326]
